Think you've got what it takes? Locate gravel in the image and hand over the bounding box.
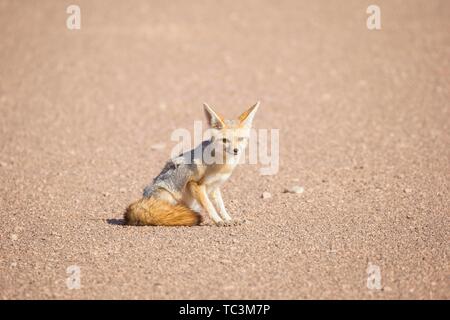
[0,0,448,300]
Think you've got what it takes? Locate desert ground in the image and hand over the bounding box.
[0,0,449,299]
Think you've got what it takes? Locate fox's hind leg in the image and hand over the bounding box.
[152,188,178,205]
[181,191,202,213]
[187,181,223,225]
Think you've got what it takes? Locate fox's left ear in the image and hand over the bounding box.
[238,101,260,128]
[204,103,226,129]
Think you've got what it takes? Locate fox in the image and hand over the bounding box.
[124,102,259,226]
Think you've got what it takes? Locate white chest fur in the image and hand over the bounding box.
[203,172,232,189]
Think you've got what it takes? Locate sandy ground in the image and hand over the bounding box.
[0,0,449,299]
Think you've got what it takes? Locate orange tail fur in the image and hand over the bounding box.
[124,197,202,226]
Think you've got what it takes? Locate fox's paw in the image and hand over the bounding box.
[216,219,245,227]
[216,221,231,227]
[229,218,246,226]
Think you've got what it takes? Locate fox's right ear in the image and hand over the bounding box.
[203,103,226,129]
[238,101,260,128]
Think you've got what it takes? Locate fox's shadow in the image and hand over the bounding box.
[107,218,125,226]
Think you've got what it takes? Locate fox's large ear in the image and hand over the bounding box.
[238,101,260,128]
[203,103,226,129]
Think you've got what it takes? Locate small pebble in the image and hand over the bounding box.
[404,188,412,194]
[151,143,166,150]
[11,234,18,241]
[119,187,127,193]
[283,186,305,194]
[261,192,272,199]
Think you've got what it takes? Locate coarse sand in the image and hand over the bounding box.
[0,0,449,299]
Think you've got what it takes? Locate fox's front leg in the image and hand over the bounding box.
[188,181,223,225]
[210,188,232,223]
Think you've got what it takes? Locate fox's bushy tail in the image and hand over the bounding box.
[124,197,202,226]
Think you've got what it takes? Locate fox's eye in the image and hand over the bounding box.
[222,138,229,144]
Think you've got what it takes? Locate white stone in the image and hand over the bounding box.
[261,192,272,199]
[284,186,305,194]
[151,143,166,150]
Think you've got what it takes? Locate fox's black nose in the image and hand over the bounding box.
[233,148,239,154]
